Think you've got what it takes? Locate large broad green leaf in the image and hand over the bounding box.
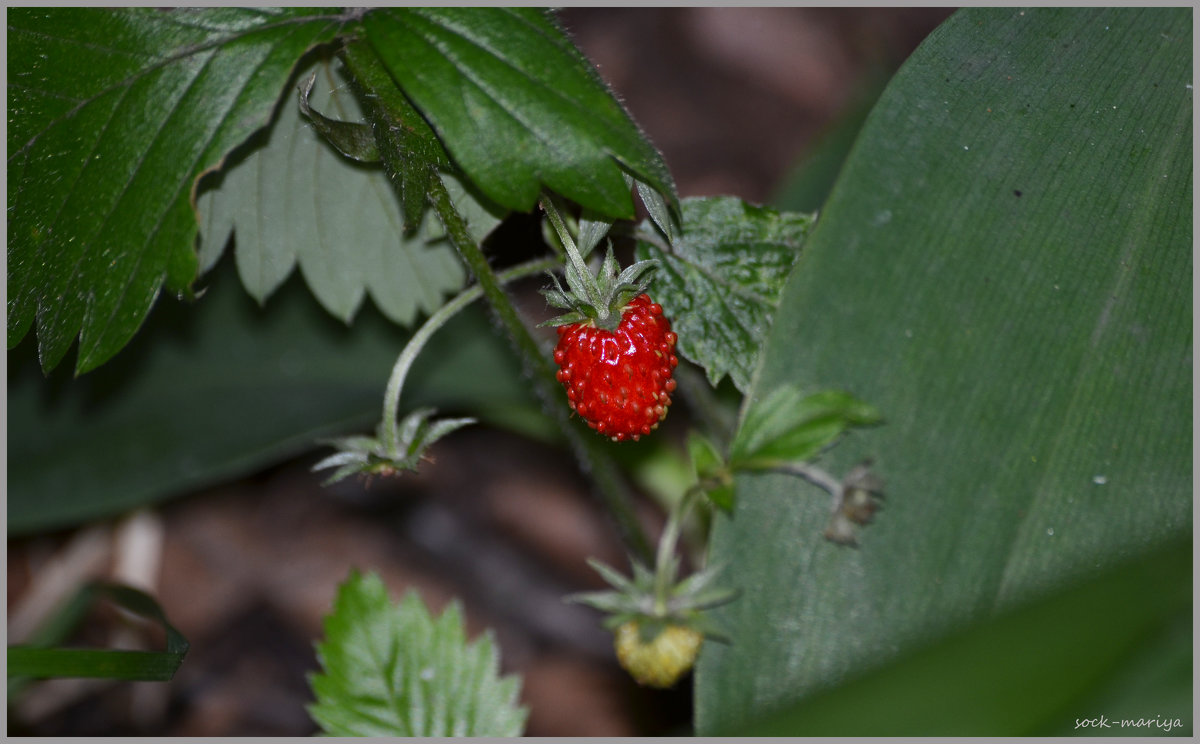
[697,7,1191,734]
[7,259,544,537]
[732,538,1191,736]
[360,8,677,219]
[195,58,500,326]
[7,7,349,374]
[308,570,527,737]
[634,197,813,392]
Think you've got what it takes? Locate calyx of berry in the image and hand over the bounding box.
[566,487,738,644]
[567,556,738,641]
[312,408,474,485]
[539,197,659,331]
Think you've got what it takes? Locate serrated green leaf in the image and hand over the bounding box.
[730,386,881,468]
[635,197,814,392]
[195,58,502,327]
[308,570,527,737]
[7,7,348,374]
[361,7,677,219]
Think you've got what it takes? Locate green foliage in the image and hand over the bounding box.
[8,6,1189,736]
[361,8,676,219]
[696,7,1192,734]
[337,37,455,234]
[730,386,881,470]
[7,261,543,536]
[7,7,349,373]
[8,7,676,375]
[732,538,1191,736]
[194,59,497,326]
[308,570,527,737]
[634,197,814,392]
[8,582,188,686]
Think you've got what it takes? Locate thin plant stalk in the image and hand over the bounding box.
[380,257,557,456]
[341,38,655,563]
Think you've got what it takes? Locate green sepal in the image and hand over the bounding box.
[540,204,662,329]
[577,211,616,258]
[312,407,476,485]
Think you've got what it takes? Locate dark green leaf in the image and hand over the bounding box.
[771,71,891,213]
[7,259,545,537]
[8,582,188,682]
[195,58,498,327]
[730,539,1191,736]
[7,7,348,373]
[697,8,1191,734]
[635,197,813,392]
[308,570,527,737]
[339,38,454,232]
[296,71,379,163]
[361,8,677,219]
[730,386,881,469]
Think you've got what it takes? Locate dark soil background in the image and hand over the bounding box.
[7,8,953,737]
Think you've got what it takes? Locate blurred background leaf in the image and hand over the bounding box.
[696,6,1192,735]
[7,258,547,537]
[8,582,189,685]
[769,70,891,215]
[7,7,346,374]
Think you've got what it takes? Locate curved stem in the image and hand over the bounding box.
[380,257,558,455]
[772,461,844,512]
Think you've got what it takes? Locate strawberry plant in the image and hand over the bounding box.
[8,6,1190,736]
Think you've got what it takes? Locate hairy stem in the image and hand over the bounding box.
[426,178,653,562]
[541,196,596,288]
[380,257,558,455]
[341,39,653,562]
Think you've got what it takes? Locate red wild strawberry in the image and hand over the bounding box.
[540,200,676,442]
[553,294,678,441]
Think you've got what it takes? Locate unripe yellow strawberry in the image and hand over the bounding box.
[614,621,703,688]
